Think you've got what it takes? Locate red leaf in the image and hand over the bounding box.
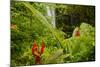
[32,40,37,55]
[76,31,80,36]
[41,40,44,54]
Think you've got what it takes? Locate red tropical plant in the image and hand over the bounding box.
[73,27,80,37]
[76,30,80,36]
[32,40,45,64]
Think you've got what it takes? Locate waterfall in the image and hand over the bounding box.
[47,6,56,28]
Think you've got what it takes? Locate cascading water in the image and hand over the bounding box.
[47,6,56,28]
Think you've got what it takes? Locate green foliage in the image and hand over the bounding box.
[11,1,95,66]
[61,23,95,62]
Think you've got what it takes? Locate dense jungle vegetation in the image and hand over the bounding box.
[11,1,95,66]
